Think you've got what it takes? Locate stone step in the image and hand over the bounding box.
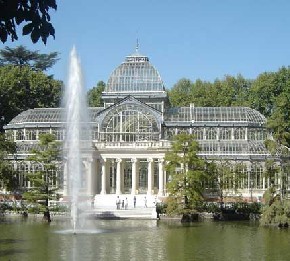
[94,194,158,209]
[88,207,157,220]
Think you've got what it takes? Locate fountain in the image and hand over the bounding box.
[63,46,92,234]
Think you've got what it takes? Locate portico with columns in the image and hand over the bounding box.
[96,155,166,196]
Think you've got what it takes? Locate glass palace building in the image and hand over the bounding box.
[4,49,287,202]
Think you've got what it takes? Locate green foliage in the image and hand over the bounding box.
[165,133,212,213]
[0,0,57,44]
[249,67,290,146]
[0,133,18,191]
[49,204,69,213]
[260,198,290,227]
[199,202,221,213]
[156,202,166,215]
[168,78,193,107]
[0,46,59,71]
[199,202,261,215]
[0,64,62,131]
[230,202,261,215]
[87,81,106,107]
[168,75,251,107]
[23,133,61,207]
[164,197,184,216]
[261,183,290,227]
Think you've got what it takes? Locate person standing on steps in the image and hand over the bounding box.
[144,196,147,208]
[125,198,128,210]
[133,196,136,208]
[116,196,120,209]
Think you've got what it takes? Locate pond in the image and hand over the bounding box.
[1,216,290,261]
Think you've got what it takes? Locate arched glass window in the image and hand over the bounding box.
[219,128,231,140]
[251,164,264,189]
[205,128,217,140]
[16,130,25,140]
[25,129,37,140]
[192,128,203,140]
[101,104,159,142]
[52,129,64,141]
[234,128,245,140]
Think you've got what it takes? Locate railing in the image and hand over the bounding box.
[95,140,172,149]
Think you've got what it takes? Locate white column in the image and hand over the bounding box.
[247,164,251,200]
[95,159,99,194]
[85,158,97,197]
[131,158,138,195]
[85,159,92,196]
[106,159,111,193]
[147,158,154,195]
[100,159,107,194]
[262,176,265,190]
[158,159,164,196]
[116,158,122,195]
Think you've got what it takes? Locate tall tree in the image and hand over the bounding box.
[165,133,212,213]
[168,78,193,107]
[0,45,59,71]
[250,67,290,147]
[0,0,57,44]
[23,134,61,218]
[0,133,18,192]
[87,81,106,107]
[0,65,62,131]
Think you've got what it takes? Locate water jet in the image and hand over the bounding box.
[63,46,92,233]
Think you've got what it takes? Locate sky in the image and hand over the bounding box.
[2,0,290,90]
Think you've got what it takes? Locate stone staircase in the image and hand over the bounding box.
[91,194,158,219]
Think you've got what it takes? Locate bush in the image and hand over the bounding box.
[49,204,69,213]
[260,200,290,227]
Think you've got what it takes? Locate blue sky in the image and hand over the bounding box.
[2,0,290,90]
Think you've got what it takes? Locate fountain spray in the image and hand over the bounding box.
[63,47,91,234]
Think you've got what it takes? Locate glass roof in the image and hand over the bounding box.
[7,106,266,126]
[105,51,165,93]
[8,108,104,124]
[165,106,266,124]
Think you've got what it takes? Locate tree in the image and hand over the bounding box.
[87,81,106,107]
[23,133,61,220]
[168,78,193,107]
[0,65,62,131]
[165,133,212,214]
[249,67,290,147]
[0,0,57,44]
[0,45,59,71]
[191,79,216,106]
[0,133,18,192]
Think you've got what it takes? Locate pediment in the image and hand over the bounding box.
[97,95,162,124]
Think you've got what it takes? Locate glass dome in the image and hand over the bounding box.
[105,51,165,93]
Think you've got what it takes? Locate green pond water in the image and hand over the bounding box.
[1,216,290,261]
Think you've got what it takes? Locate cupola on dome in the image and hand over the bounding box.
[105,49,165,93]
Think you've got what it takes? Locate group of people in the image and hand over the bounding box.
[115,196,152,209]
[116,196,139,209]
[116,196,129,210]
